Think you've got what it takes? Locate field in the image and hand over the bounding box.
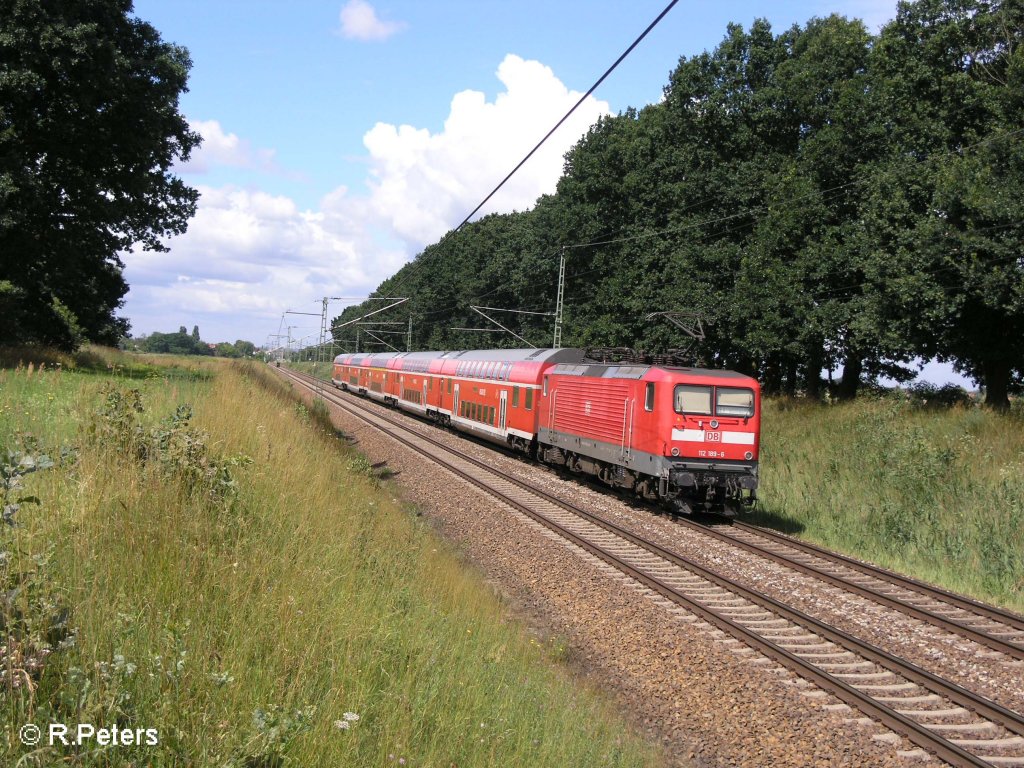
[0,348,659,767]
[284,360,1023,614]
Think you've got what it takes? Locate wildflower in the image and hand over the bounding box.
[343,712,360,722]
[334,720,350,730]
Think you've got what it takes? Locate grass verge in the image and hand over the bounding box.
[1,351,660,767]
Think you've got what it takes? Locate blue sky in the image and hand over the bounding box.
[121,0,971,386]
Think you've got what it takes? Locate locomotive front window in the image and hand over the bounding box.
[674,385,712,415]
[716,387,755,417]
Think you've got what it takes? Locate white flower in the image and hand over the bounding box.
[334,720,350,730]
[343,711,360,722]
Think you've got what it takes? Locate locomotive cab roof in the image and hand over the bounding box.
[549,361,757,382]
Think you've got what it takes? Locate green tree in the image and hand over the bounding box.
[0,0,200,349]
[139,330,211,356]
[866,0,1024,408]
[233,340,255,357]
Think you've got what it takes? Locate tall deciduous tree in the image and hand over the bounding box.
[867,0,1023,408]
[0,0,200,349]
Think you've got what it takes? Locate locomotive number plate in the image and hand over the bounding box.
[704,431,721,442]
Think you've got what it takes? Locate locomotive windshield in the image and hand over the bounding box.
[674,384,755,417]
[674,385,712,415]
[716,387,755,417]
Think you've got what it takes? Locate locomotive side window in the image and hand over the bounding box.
[644,382,655,412]
[674,385,712,415]
[716,387,755,417]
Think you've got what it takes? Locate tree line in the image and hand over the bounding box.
[127,326,257,358]
[335,0,1022,409]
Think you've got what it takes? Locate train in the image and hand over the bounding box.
[332,348,761,515]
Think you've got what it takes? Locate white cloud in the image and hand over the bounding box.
[338,0,405,41]
[124,55,609,343]
[123,184,406,342]
[180,120,278,175]
[359,54,611,245]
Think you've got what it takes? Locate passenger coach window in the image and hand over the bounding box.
[512,386,520,407]
[674,385,712,415]
[716,387,755,417]
[525,390,533,410]
[644,382,655,412]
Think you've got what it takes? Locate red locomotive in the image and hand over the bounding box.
[332,348,760,515]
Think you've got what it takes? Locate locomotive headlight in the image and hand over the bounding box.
[744,451,753,460]
[710,419,719,429]
[671,447,680,456]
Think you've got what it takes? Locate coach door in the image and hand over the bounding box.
[499,390,508,431]
[453,383,460,420]
[423,380,428,408]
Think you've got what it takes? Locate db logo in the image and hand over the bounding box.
[704,431,721,442]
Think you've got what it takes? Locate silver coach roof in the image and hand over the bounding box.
[441,348,585,363]
[336,348,585,365]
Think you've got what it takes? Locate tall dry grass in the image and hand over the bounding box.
[1,357,660,766]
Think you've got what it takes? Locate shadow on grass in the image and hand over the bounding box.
[74,362,213,382]
[0,346,212,382]
[741,505,806,535]
[371,460,399,480]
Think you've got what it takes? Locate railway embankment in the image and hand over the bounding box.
[0,349,660,767]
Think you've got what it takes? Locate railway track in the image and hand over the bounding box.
[687,519,1024,662]
[279,367,1024,767]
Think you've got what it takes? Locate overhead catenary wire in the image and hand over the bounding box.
[334,43,1023,349]
[449,0,681,236]
[413,125,1024,318]
[373,0,682,310]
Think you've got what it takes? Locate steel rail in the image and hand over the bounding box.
[732,520,1024,631]
[670,518,1024,661]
